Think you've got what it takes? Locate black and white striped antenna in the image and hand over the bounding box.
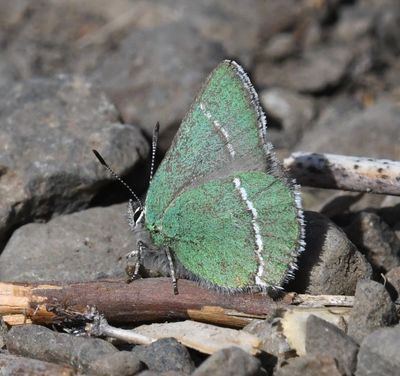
[92,149,143,210]
[149,122,160,183]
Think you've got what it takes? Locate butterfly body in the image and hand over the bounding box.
[132,60,304,292]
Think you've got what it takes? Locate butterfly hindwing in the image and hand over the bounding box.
[149,171,301,289]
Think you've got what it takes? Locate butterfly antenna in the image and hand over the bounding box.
[149,122,160,183]
[92,149,143,210]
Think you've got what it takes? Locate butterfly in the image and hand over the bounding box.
[95,60,304,294]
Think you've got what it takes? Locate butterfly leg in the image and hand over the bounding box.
[125,241,146,283]
[165,247,178,295]
[126,237,179,294]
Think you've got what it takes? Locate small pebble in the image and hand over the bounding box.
[0,353,76,376]
[192,347,267,376]
[306,315,358,376]
[287,211,372,295]
[356,325,400,376]
[88,351,144,376]
[5,324,117,371]
[131,338,195,375]
[385,266,400,300]
[345,211,400,272]
[243,318,290,358]
[347,280,398,344]
[276,354,342,376]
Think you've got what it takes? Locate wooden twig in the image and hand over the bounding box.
[133,320,262,355]
[85,311,261,354]
[284,152,400,196]
[86,308,155,345]
[0,278,280,328]
[290,294,354,307]
[1,279,397,328]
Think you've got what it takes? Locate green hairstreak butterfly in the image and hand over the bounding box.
[95,60,305,293]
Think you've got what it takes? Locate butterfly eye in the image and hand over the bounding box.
[133,207,144,225]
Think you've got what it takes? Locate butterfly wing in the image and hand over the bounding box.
[146,60,282,224]
[150,171,301,289]
[145,60,304,289]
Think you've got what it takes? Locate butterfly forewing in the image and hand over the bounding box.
[146,61,271,226]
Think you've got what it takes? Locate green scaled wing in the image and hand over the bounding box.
[151,171,301,289]
[145,60,304,290]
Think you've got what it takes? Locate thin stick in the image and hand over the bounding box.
[2,279,397,328]
[290,294,354,307]
[86,311,155,345]
[0,279,278,328]
[284,152,400,196]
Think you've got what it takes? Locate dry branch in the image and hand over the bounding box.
[2,278,396,328]
[86,314,262,354]
[0,278,360,328]
[0,278,280,327]
[284,152,400,196]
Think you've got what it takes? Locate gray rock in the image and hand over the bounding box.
[302,21,323,49]
[0,0,270,78]
[137,372,184,376]
[385,266,400,299]
[356,326,400,376]
[0,75,148,249]
[92,22,225,143]
[260,88,315,149]
[376,199,400,235]
[275,354,342,376]
[243,319,291,358]
[379,195,400,210]
[260,0,304,38]
[312,190,393,219]
[5,324,117,371]
[0,203,132,282]
[290,46,354,93]
[296,97,400,159]
[255,45,354,93]
[286,211,372,295]
[374,1,400,57]
[347,280,398,344]
[0,57,17,90]
[345,212,400,273]
[192,347,266,376]
[0,0,30,29]
[384,61,400,95]
[131,338,195,375]
[186,0,271,66]
[319,192,366,218]
[2,2,109,78]
[136,372,160,376]
[261,33,296,61]
[0,317,7,350]
[0,1,285,123]
[0,353,76,376]
[88,351,144,376]
[333,6,374,42]
[306,315,358,376]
